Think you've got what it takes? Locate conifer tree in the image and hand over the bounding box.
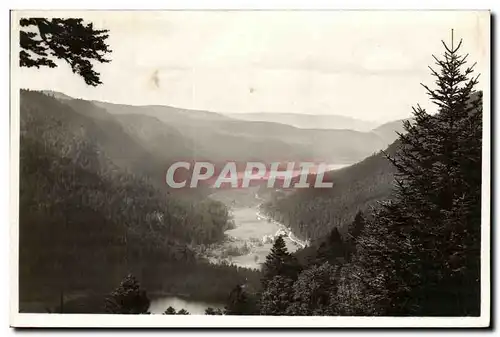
[262,235,301,287]
[104,274,150,314]
[393,31,481,316]
[287,262,340,316]
[344,211,367,260]
[355,31,482,316]
[260,236,302,316]
[334,261,379,315]
[225,284,257,315]
[259,275,294,315]
[348,211,366,240]
[163,306,177,315]
[315,227,346,265]
[205,307,224,315]
[354,205,408,315]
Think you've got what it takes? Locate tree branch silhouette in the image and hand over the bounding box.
[19,18,112,86]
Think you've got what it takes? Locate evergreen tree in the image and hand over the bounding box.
[225,284,256,315]
[104,274,150,314]
[205,307,224,315]
[334,261,377,316]
[315,227,346,265]
[344,211,367,260]
[163,306,177,315]
[347,211,366,240]
[352,206,405,315]
[355,32,482,316]
[262,235,301,287]
[19,18,111,86]
[287,262,340,316]
[391,31,481,316]
[259,275,294,315]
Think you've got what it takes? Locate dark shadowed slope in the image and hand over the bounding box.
[64,99,197,169]
[43,90,405,166]
[19,90,260,312]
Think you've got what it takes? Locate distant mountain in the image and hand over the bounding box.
[21,89,412,312]
[227,112,379,131]
[372,118,410,146]
[89,98,399,165]
[19,90,260,312]
[42,91,404,165]
[41,90,74,100]
[93,100,233,124]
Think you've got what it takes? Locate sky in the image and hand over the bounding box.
[13,11,489,123]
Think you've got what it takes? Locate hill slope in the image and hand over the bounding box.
[19,90,260,312]
[88,96,401,164]
[262,140,400,242]
[227,112,378,131]
[45,91,406,165]
[372,118,409,146]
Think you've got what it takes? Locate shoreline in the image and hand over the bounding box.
[202,192,308,270]
[255,208,307,249]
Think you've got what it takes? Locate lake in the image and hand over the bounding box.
[153,163,351,312]
[205,162,351,269]
[149,296,221,315]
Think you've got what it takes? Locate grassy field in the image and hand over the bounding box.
[209,206,298,269]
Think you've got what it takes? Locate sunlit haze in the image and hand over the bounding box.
[14,11,489,123]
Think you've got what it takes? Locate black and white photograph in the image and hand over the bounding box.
[9,9,491,328]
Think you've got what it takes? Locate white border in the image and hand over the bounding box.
[7,314,493,328]
[8,8,492,329]
[5,1,498,10]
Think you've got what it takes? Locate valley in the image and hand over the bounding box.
[18,90,403,314]
[15,13,486,320]
[199,161,349,271]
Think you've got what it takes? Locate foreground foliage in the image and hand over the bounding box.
[19,90,261,312]
[19,18,111,86]
[104,274,150,314]
[254,34,482,316]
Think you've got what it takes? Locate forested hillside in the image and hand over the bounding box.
[262,140,399,241]
[19,90,260,312]
[19,15,486,320]
[51,94,404,164]
[239,38,483,317]
[38,93,199,188]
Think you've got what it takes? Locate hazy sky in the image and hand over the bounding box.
[14,11,489,122]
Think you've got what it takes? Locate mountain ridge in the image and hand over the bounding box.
[41,90,404,165]
[19,89,261,312]
[227,112,380,131]
[261,139,401,242]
